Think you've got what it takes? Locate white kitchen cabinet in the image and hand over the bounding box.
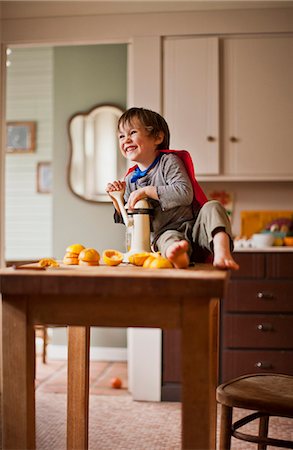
[163,35,293,180]
[223,36,293,178]
[163,37,220,175]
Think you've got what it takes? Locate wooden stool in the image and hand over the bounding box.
[35,325,48,364]
[216,373,293,450]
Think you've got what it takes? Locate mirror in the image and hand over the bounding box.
[68,104,125,202]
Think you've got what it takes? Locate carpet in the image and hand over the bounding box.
[36,392,293,450]
[36,393,181,450]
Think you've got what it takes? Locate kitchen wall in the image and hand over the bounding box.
[52,43,127,349]
[53,44,127,258]
[5,47,53,260]
[5,44,128,349]
[202,181,293,236]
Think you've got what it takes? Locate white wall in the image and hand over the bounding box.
[5,47,53,260]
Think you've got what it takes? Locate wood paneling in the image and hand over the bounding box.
[5,47,53,260]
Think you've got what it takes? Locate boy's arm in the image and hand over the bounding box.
[127,186,158,210]
[156,155,194,210]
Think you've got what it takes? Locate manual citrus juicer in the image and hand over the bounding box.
[109,190,152,258]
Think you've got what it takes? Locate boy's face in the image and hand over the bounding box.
[118,117,163,168]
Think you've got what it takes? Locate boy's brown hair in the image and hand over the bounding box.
[118,107,170,150]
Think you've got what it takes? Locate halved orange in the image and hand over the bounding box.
[142,252,162,268]
[148,256,173,269]
[66,243,85,255]
[103,249,123,266]
[128,252,151,266]
[39,258,59,268]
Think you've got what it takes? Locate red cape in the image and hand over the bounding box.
[125,149,207,210]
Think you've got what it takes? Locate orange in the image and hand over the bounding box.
[284,236,293,246]
[128,252,151,266]
[111,377,122,389]
[66,244,85,255]
[103,249,123,266]
[142,253,159,268]
[39,258,59,268]
[78,248,100,266]
[149,256,173,269]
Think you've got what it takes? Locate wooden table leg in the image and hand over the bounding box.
[67,326,90,450]
[181,297,219,450]
[2,295,36,449]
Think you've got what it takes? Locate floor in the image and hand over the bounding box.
[36,356,129,396]
[34,356,293,450]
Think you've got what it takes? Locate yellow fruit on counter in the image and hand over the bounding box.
[79,248,100,266]
[66,243,85,255]
[284,236,293,246]
[39,258,59,268]
[103,249,123,266]
[149,256,173,269]
[63,243,86,265]
[128,252,151,266]
[142,253,160,268]
[142,252,173,269]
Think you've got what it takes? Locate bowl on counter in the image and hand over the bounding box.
[251,233,275,248]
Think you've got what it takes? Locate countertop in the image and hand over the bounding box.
[234,246,293,252]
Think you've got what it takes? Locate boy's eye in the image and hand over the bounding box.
[118,134,125,140]
[130,130,137,135]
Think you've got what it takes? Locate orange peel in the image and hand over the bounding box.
[39,258,59,268]
[103,249,123,266]
[128,252,151,266]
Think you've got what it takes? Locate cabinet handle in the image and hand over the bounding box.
[207,136,216,142]
[257,292,274,300]
[230,136,238,143]
[255,361,273,369]
[256,323,273,332]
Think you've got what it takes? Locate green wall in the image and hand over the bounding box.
[53,44,127,348]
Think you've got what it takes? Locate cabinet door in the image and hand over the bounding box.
[223,36,293,177]
[163,37,219,175]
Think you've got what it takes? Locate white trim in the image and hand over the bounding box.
[127,328,162,402]
[36,342,127,362]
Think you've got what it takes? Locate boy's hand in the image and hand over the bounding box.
[106,181,126,213]
[106,180,126,195]
[128,186,158,210]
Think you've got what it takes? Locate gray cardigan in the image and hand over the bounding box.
[114,153,199,246]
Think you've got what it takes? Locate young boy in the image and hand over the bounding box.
[106,107,239,270]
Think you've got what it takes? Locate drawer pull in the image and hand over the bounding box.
[255,361,273,369]
[257,323,273,332]
[257,292,274,300]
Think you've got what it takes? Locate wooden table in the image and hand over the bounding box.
[0,263,229,450]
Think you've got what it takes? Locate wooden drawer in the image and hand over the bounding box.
[221,349,293,383]
[223,315,293,349]
[224,281,293,312]
[231,253,265,279]
[267,253,293,278]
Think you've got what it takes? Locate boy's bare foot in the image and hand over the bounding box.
[166,240,190,269]
[213,231,239,271]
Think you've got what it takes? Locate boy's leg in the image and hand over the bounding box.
[192,200,239,270]
[155,230,191,269]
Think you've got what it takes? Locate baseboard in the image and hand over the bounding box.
[161,383,181,402]
[36,340,127,361]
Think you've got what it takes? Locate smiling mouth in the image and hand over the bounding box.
[125,146,137,153]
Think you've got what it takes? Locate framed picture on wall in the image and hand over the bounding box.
[6,121,36,153]
[37,162,52,194]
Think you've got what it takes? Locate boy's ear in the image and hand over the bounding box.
[155,131,164,145]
